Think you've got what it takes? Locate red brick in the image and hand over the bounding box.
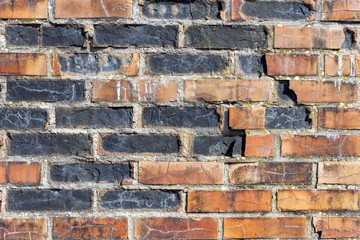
[0,54,46,76]
[244,134,274,157]
[314,217,360,238]
[55,0,132,18]
[7,162,40,184]
[53,218,127,239]
[134,218,218,239]
[277,190,359,211]
[187,190,272,212]
[224,217,306,239]
[184,79,269,102]
[229,107,266,129]
[0,163,5,183]
[325,55,360,76]
[0,0,47,19]
[266,54,318,76]
[0,219,47,239]
[318,162,360,184]
[319,108,360,129]
[281,135,360,156]
[139,162,223,185]
[322,0,360,21]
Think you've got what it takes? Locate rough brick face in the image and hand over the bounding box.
[7,162,41,184]
[314,217,360,238]
[0,219,47,239]
[0,0,47,19]
[0,54,46,75]
[192,135,243,156]
[6,25,39,46]
[0,108,47,130]
[318,162,360,184]
[229,107,266,129]
[43,26,86,47]
[244,134,274,157]
[322,0,360,21]
[319,107,360,129]
[266,54,318,75]
[325,55,360,76]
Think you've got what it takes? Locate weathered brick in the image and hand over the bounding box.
[237,55,266,75]
[281,135,360,157]
[95,25,178,47]
[274,26,355,49]
[314,217,360,238]
[324,55,360,76]
[192,135,243,156]
[266,54,318,75]
[322,0,360,21]
[265,108,311,129]
[0,219,47,239]
[134,218,218,239]
[230,162,312,184]
[146,54,229,75]
[318,162,360,184]
[53,218,127,239]
[319,108,360,129]
[139,162,223,184]
[229,107,266,129]
[224,217,306,239]
[0,163,5,183]
[245,135,274,157]
[6,25,39,46]
[43,26,86,47]
[0,108,47,130]
[8,134,91,156]
[92,79,178,102]
[184,79,269,102]
[8,190,92,211]
[142,107,220,127]
[53,53,139,76]
[187,190,272,212]
[56,108,132,128]
[0,0,47,19]
[185,25,267,49]
[50,163,131,183]
[7,80,85,102]
[8,162,41,184]
[277,190,359,211]
[0,54,46,75]
[55,0,132,18]
[100,190,180,210]
[100,134,180,155]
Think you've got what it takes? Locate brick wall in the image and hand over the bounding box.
[0,0,359,239]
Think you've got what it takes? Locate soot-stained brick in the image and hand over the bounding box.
[95,25,178,47]
[142,107,220,127]
[56,108,132,128]
[341,28,356,49]
[265,108,311,129]
[0,108,47,130]
[8,134,91,156]
[7,190,92,211]
[185,25,267,49]
[147,54,228,74]
[5,25,39,46]
[42,26,85,47]
[50,163,131,183]
[238,55,266,75]
[241,1,312,20]
[7,80,85,102]
[101,134,179,154]
[100,190,180,210]
[277,81,297,103]
[193,136,243,156]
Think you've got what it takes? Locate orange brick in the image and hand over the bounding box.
[319,108,360,129]
[314,217,360,238]
[53,218,127,239]
[0,163,5,183]
[187,190,272,212]
[266,54,318,76]
[134,218,218,239]
[0,54,46,76]
[224,217,306,239]
[0,0,47,19]
[244,134,274,157]
[281,135,360,156]
[277,190,359,211]
[92,79,177,102]
[184,79,269,102]
[55,0,132,18]
[7,162,40,184]
[318,162,360,184]
[274,26,351,49]
[324,55,360,76]
[290,80,357,103]
[139,162,223,185]
[229,107,266,129]
[0,219,47,239]
[322,0,360,21]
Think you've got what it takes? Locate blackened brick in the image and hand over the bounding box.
[7,190,92,211]
[42,26,85,47]
[185,25,267,49]
[0,108,47,130]
[100,190,180,210]
[193,136,243,156]
[265,108,311,129]
[8,134,91,156]
[101,135,179,154]
[238,55,266,75]
[147,54,228,74]
[56,108,132,128]
[5,25,39,46]
[95,25,178,47]
[50,163,131,183]
[7,80,85,102]
[142,107,220,127]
